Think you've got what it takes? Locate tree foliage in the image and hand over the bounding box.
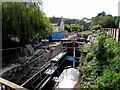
[91,11,118,28]
[79,18,91,30]
[65,24,81,32]
[65,24,71,32]
[97,11,106,16]
[92,16,115,28]
[114,16,120,28]
[2,2,52,48]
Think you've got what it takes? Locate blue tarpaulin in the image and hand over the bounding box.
[66,56,80,63]
[47,31,67,40]
[52,32,63,40]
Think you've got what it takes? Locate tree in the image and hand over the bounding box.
[91,12,115,28]
[102,16,115,28]
[114,16,120,28]
[97,11,106,16]
[71,24,80,31]
[2,2,52,48]
[65,24,71,32]
[79,18,91,30]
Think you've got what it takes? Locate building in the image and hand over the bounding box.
[64,19,78,25]
[50,17,65,32]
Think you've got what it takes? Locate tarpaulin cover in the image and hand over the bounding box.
[66,56,80,63]
[52,32,63,40]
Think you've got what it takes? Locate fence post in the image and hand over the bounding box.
[109,28,110,35]
[117,29,120,42]
[116,29,118,42]
[113,28,114,37]
[113,29,115,40]
[112,28,114,37]
[110,28,112,35]
[114,29,116,40]
[118,29,120,42]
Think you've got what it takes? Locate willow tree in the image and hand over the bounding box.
[2,2,52,48]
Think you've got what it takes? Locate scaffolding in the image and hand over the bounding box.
[1,41,66,90]
[0,37,88,89]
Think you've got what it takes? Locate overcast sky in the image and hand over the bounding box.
[43,0,120,19]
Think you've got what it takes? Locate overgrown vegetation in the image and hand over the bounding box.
[77,33,120,88]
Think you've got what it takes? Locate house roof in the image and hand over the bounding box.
[50,18,62,26]
[50,18,79,26]
[64,19,78,24]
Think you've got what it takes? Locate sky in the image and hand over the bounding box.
[43,0,120,19]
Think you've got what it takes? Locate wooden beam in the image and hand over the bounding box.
[0,77,27,90]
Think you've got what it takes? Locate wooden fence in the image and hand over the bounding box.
[102,28,120,42]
